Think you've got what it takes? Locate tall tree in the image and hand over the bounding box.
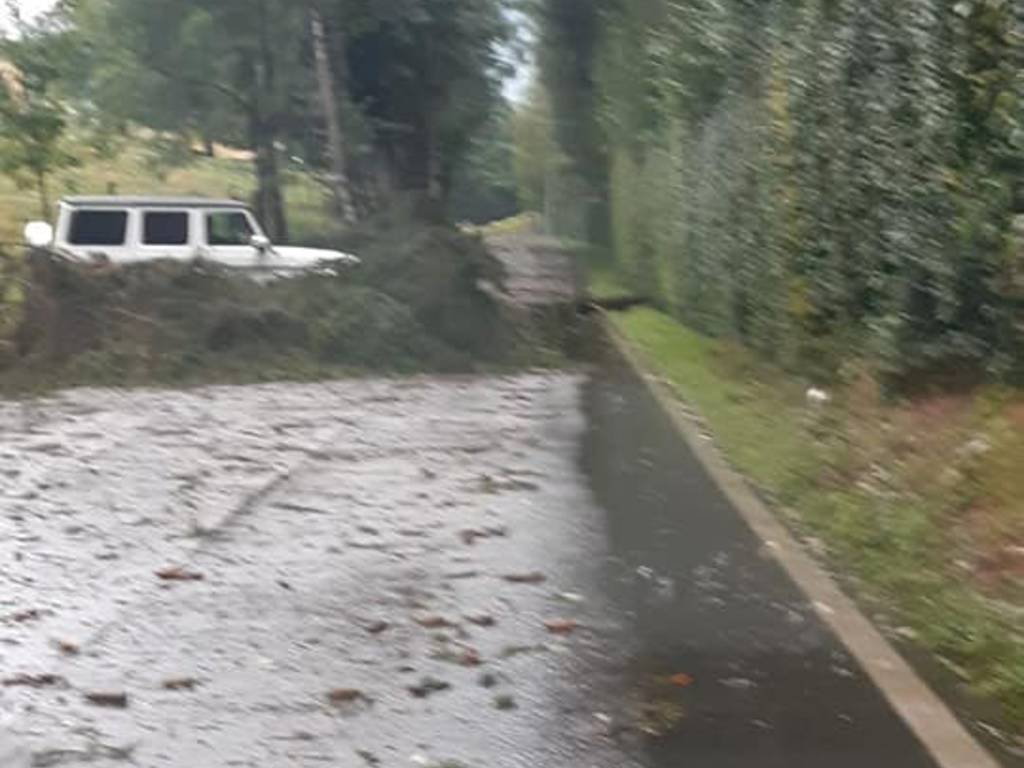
[0,7,78,218]
[341,0,512,209]
[69,0,311,239]
[310,4,356,223]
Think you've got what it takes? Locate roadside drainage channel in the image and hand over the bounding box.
[580,314,1003,768]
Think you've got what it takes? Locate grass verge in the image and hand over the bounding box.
[610,306,1024,752]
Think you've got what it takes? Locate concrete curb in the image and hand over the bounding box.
[600,313,1001,768]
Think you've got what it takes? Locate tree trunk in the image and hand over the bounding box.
[36,169,49,220]
[250,113,287,241]
[310,6,356,225]
[425,115,443,203]
[250,0,288,241]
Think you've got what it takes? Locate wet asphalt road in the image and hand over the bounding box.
[0,369,938,767]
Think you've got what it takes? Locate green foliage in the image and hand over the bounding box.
[531,0,612,243]
[52,0,514,234]
[614,306,1024,733]
[335,0,512,199]
[510,81,557,213]
[447,103,520,224]
[0,16,79,217]
[4,217,525,390]
[542,0,1024,387]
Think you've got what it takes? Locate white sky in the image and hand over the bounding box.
[3,0,535,100]
[1,0,57,32]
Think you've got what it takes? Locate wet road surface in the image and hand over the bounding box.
[584,348,940,767]
[0,371,939,766]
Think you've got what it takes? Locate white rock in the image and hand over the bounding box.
[806,387,831,406]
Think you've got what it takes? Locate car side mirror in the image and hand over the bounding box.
[250,234,271,251]
[24,221,54,249]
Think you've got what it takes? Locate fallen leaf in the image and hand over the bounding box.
[327,688,367,705]
[55,640,80,656]
[557,592,585,604]
[500,644,547,659]
[3,674,66,688]
[8,608,44,623]
[460,527,509,546]
[543,619,579,635]
[668,673,694,688]
[444,570,480,580]
[494,694,518,711]
[365,620,390,635]
[465,614,495,627]
[32,744,135,766]
[502,572,546,585]
[415,615,455,629]
[459,529,484,545]
[408,676,451,698]
[155,566,204,582]
[478,672,499,688]
[459,649,482,667]
[162,678,200,691]
[84,691,129,708]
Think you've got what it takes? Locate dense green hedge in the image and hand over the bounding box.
[541,0,1023,386]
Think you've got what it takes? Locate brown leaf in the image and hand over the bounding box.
[460,529,485,546]
[84,691,129,708]
[415,615,455,629]
[156,566,204,582]
[668,673,695,688]
[502,572,546,585]
[55,640,80,656]
[8,609,44,623]
[543,619,579,635]
[326,688,366,705]
[459,648,482,667]
[408,676,450,698]
[461,527,509,545]
[162,678,200,691]
[3,674,66,688]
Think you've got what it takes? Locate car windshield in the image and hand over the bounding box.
[207,211,253,246]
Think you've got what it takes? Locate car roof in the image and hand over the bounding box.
[62,196,251,210]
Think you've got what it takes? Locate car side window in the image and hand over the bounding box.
[207,212,254,246]
[68,210,129,246]
[143,212,189,246]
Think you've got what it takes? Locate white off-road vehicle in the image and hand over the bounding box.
[23,196,358,276]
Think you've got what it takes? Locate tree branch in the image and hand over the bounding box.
[147,62,253,112]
